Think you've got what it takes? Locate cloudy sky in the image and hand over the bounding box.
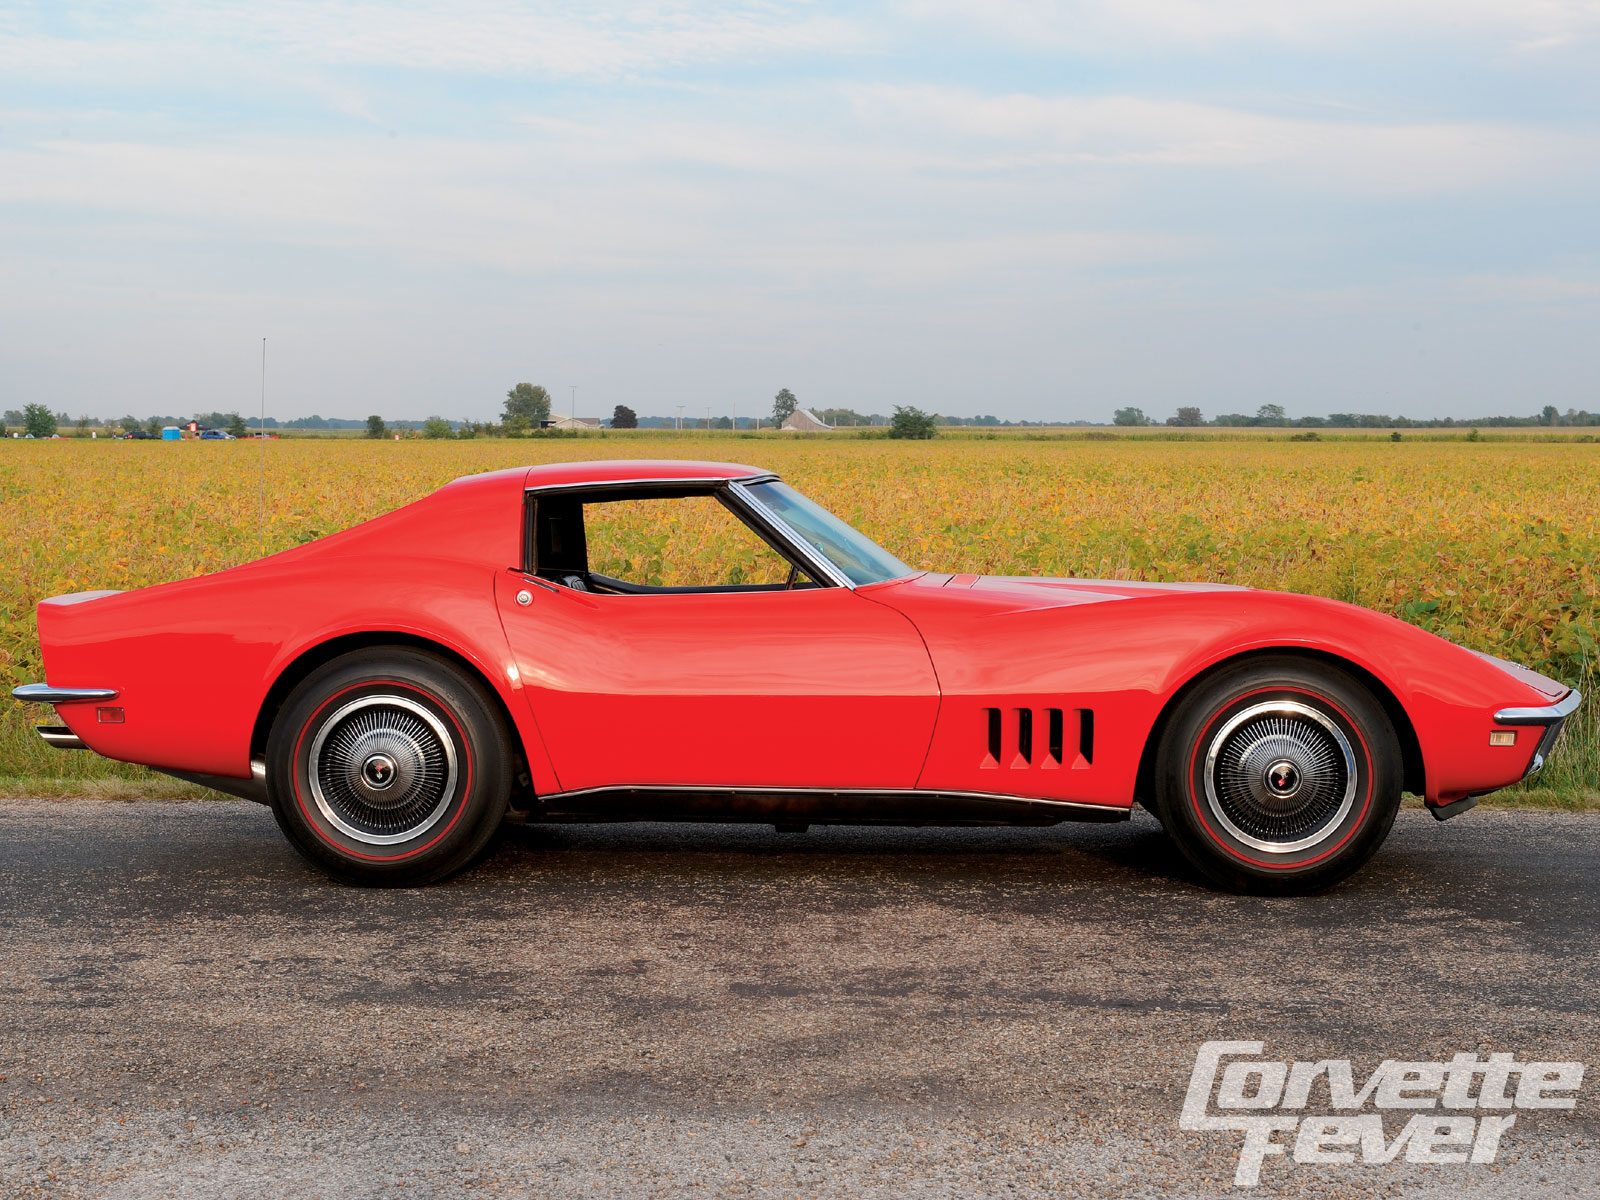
[2,1,1597,423]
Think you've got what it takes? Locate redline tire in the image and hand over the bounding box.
[1151,656,1402,894]
[265,648,511,886]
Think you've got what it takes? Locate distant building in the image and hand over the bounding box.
[543,413,601,430]
[779,409,835,432]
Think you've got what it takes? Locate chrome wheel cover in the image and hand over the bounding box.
[307,695,458,845]
[1202,701,1356,854]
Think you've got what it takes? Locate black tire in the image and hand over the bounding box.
[265,647,512,886]
[1150,656,1402,894]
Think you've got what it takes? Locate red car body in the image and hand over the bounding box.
[20,459,1577,827]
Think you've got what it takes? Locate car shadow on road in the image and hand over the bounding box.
[491,809,1207,892]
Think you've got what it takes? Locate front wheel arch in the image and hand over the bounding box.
[1133,647,1424,810]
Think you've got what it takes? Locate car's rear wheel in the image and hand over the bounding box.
[265,647,511,885]
[1151,656,1402,894]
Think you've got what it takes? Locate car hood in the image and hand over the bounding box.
[876,573,1571,704]
[927,572,1246,609]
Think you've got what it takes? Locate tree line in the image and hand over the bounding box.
[1114,403,1600,429]
[22,387,1588,441]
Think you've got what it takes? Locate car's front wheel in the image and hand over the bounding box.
[1151,656,1402,894]
[265,647,511,885]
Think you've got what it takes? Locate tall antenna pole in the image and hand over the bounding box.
[259,337,267,555]
[569,384,577,425]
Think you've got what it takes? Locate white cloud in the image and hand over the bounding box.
[847,85,1595,195]
[1461,272,1600,303]
[0,1,867,83]
[896,0,1600,54]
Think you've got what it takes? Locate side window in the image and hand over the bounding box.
[583,495,801,589]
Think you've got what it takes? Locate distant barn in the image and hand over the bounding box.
[543,413,601,430]
[779,409,835,432]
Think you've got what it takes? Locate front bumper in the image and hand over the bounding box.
[1494,689,1582,780]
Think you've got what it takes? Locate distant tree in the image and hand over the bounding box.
[1167,406,1204,427]
[3,409,22,429]
[889,405,937,439]
[504,383,552,428]
[503,414,532,438]
[118,414,140,432]
[75,414,91,436]
[1112,406,1147,427]
[55,411,70,426]
[145,416,161,437]
[23,404,56,438]
[422,416,453,439]
[365,414,387,439]
[611,404,638,429]
[1542,404,1560,426]
[1256,403,1287,425]
[226,412,247,438]
[772,388,798,426]
[712,415,733,430]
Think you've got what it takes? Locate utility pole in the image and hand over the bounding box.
[258,337,266,555]
[675,405,685,431]
[705,405,711,431]
[569,385,577,425]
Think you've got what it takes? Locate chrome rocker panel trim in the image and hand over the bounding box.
[532,783,1130,826]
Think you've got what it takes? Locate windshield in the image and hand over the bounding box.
[741,480,914,586]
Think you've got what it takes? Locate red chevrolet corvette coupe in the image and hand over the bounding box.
[16,459,1579,892]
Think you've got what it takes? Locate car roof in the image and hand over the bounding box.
[520,459,772,490]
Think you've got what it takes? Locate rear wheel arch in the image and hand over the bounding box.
[252,632,525,782]
[1133,647,1424,809]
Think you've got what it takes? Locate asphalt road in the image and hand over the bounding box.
[2,800,1599,1199]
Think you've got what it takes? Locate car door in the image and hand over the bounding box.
[494,491,940,794]
[497,580,941,793]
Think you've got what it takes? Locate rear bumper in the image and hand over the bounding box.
[14,684,119,755]
[12,683,119,705]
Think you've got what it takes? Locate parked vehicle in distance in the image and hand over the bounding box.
[199,429,233,440]
[123,430,152,440]
[14,460,1579,892]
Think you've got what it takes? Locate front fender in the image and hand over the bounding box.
[877,579,1565,806]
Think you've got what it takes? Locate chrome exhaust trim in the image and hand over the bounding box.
[35,725,86,750]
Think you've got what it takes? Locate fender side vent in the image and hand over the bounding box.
[1011,708,1033,768]
[982,706,1082,770]
[982,707,1002,768]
